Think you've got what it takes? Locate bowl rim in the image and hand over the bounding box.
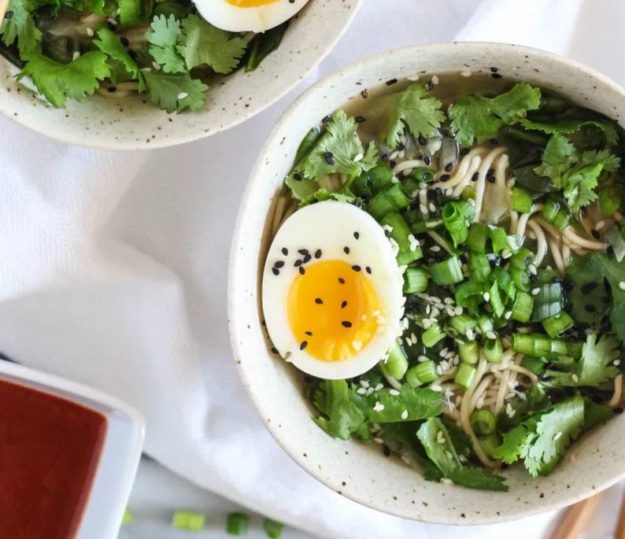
[0,0,362,151]
[228,41,625,525]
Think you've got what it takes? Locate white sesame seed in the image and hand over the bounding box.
[619,281,625,291]
[401,410,408,420]
[466,329,475,340]
[383,224,394,234]
[553,431,562,441]
[483,292,490,302]
[86,27,94,37]
[454,306,463,316]
[389,389,400,396]
[487,331,497,340]
[373,402,385,412]
[431,75,439,85]
[152,61,162,70]
[360,380,370,388]
[430,245,441,253]
[446,307,456,317]
[444,297,454,305]
[356,387,367,395]
[615,360,621,366]
[572,374,579,383]
[505,403,515,418]
[531,287,541,296]
[177,92,189,100]
[426,304,431,315]
[354,153,364,162]
[72,51,81,61]
[428,202,437,213]
[418,355,429,363]
[439,347,449,357]
[419,204,428,214]
[431,307,441,318]
[504,311,512,320]
[373,437,384,444]
[529,264,538,275]
[423,319,433,329]
[375,383,384,391]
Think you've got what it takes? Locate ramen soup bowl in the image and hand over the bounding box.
[229,42,625,524]
[0,360,144,538]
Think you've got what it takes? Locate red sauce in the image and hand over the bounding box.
[0,379,107,539]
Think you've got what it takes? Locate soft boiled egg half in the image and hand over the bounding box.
[194,0,309,33]
[262,201,404,380]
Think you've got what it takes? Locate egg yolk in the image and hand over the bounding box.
[287,260,384,362]
[225,0,278,6]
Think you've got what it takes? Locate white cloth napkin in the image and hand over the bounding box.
[1,1,623,538]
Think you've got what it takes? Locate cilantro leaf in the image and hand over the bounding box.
[143,70,207,112]
[492,417,539,464]
[545,333,620,388]
[449,83,541,146]
[93,27,144,90]
[146,14,186,73]
[286,111,378,200]
[177,14,248,74]
[534,134,621,212]
[18,50,110,107]
[519,118,619,146]
[417,418,507,491]
[1,0,42,55]
[310,380,368,440]
[522,395,584,476]
[365,385,442,423]
[384,84,445,147]
[583,398,613,431]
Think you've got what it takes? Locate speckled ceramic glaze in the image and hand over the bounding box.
[229,43,625,525]
[0,0,360,149]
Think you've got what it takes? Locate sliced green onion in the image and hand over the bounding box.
[442,200,475,247]
[510,267,531,291]
[531,282,562,321]
[512,333,581,359]
[422,324,446,348]
[458,341,479,365]
[511,291,534,322]
[404,266,429,294]
[542,311,574,338]
[511,187,533,213]
[479,433,502,457]
[406,360,437,387]
[509,247,534,269]
[454,363,476,389]
[542,199,571,231]
[483,337,503,363]
[381,212,423,265]
[468,253,491,282]
[380,342,409,380]
[227,513,250,536]
[351,164,393,197]
[409,218,443,233]
[488,282,505,318]
[430,256,464,286]
[455,281,486,311]
[521,355,546,375]
[477,316,494,335]
[172,510,206,532]
[263,518,284,539]
[367,184,411,220]
[494,269,517,302]
[409,167,435,183]
[489,227,510,254]
[449,314,477,336]
[470,409,496,436]
[122,508,134,526]
[467,223,489,253]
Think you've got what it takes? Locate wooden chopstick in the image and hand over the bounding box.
[615,489,625,539]
[0,0,8,24]
[549,493,603,539]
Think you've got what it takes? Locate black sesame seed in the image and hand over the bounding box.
[299,266,305,275]
[120,36,130,47]
[383,445,391,457]
[294,260,303,267]
[321,114,331,123]
[303,254,312,263]
[342,321,353,328]
[107,86,117,93]
[471,172,479,182]
[351,265,361,272]
[343,246,350,254]
[423,156,431,166]
[274,260,285,268]
[585,304,597,313]
[389,160,396,168]
[305,331,313,336]
[341,301,348,308]
[491,73,503,79]
[366,266,372,274]
[293,173,303,181]
[298,249,309,256]
[315,298,323,304]
[323,151,335,165]
[440,174,450,182]
[486,168,496,183]
[361,89,369,99]
[381,153,389,162]
[338,277,345,284]
[396,142,405,151]
[271,347,279,354]
[355,115,367,123]
[418,135,427,146]
[5,10,13,18]
[272,268,280,276]
[300,341,308,350]
[591,229,600,240]
[581,282,598,294]
[281,247,288,256]
[314,249,322,259]
[354,232,360,239]
[385,78,398,86]
[490,66,499,73]
[444,162,454,173]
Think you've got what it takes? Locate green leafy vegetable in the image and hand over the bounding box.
[177,14,248,73]
[365,385,442,423]
[583,398,613,431]
[0,0,42,55]
[384,84,445,147]
[18,50,110,107]
[146,14,185,73]
[449,83,541,146]
[310,380,368,440]
[519,118,618,145]
[93,27,144,90]
[244,22,288,72]
[143,70,208,112]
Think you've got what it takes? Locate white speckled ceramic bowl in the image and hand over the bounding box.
[229,43,625,524]
[0,0,360,149]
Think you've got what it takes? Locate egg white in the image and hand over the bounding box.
[194,0,309,33]
[262,200,404,380]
